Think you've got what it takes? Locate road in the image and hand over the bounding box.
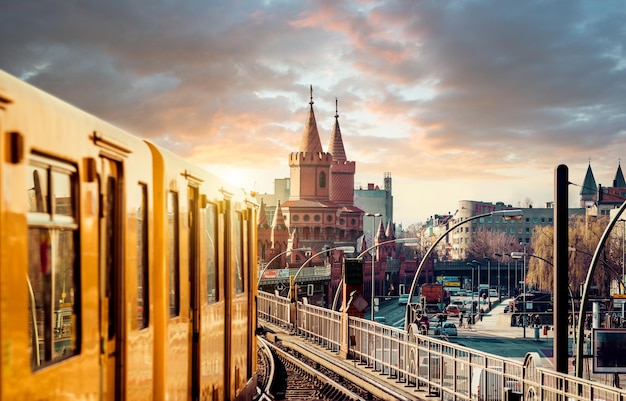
[373,295,561,365]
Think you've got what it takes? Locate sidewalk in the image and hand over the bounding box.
[464,298,553,339]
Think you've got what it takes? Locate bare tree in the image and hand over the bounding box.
[467,230,519,261]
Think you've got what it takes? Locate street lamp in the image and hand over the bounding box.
[290,245,355,300]
[504,253,512,297]
[405,209,523,330]
[484,256,492,309]
[258,247,311,286]
[511,245,527,338]
[467,261,479,324]
[495,253,503,302]
[472,259,481,296]
[365,212,382,321]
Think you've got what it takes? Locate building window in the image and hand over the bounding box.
[293,215,300,222]
[319,171,326,188]
[314,215,321,222]
[303,214,310,222]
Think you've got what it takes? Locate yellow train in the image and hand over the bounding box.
[0,70,258,400]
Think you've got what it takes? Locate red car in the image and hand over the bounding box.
[445,304,461,317]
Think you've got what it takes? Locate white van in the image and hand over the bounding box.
[470,366,521,401]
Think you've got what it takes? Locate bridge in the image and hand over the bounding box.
[257,290,626,401]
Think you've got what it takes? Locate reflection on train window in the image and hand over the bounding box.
[234,211,244,294]
[137,184,149,329]
[205,204,217,303]
[168,191,180,317]
[27,158,78,369]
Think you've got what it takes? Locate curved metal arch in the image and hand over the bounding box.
[575,200,626,378]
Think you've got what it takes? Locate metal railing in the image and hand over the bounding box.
[257,291,626,401]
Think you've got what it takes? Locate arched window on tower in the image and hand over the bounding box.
[319,171,326,188]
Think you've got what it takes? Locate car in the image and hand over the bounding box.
[445,304,461,317]
[398,294,409,305]
[450,300,466,312]
[434,321,458,336]
[489,289,498,297]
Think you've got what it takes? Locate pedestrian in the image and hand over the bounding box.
[459,312,464,328]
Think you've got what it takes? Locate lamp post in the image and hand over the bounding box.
[472,259,481,297]
[511,245,527,338]
[365,213,382,321]
[405,209,523,330]
[258,247,311,286]
[290,245,355,300]
[484,257,492,309]
[511,256,519,292]
[504,253,512,297]
[495,253,503,302]
[467,261,478,324]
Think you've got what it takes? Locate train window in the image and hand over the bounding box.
[234,211,244,294]
[26,158,79,369]
[205,204,218,303]
[136,184,149,329]
[168,191,180,317]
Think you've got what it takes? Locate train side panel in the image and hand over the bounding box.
[0,71,102,400]
[1,70,257,401]
[227,192,258,401]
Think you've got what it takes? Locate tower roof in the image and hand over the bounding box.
[377,219,386,239]
[271,201,287,229]
[258,199,270,227]
[299,85,324,153]
[580,163,597,195]
[614,162,626,188]
[328,98,347,161]
[385,220,394,238]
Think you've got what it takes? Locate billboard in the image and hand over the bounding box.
[592,328,626,373]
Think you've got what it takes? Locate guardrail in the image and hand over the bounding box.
[257,291,626,401]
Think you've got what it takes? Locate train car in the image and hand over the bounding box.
[0,70,258,400]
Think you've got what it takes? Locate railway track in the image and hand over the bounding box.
[257,336,383,401]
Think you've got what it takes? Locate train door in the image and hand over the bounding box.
[99,156,125,401]
[188,185,200,400]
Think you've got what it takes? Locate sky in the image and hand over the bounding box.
[2,0,626,226]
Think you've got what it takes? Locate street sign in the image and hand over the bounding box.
[614,294,626,299]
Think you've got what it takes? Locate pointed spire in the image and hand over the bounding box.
[614,160,626,188]
[580,161,597,195]
[360,234,368,254]
[258,199,269,227]
[299,85,324,153]
[377,219,386,239]
[328,97,347,161]
[271,201,287,229]
[385,220,394,238]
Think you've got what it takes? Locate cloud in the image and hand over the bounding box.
[2,0,626,223]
